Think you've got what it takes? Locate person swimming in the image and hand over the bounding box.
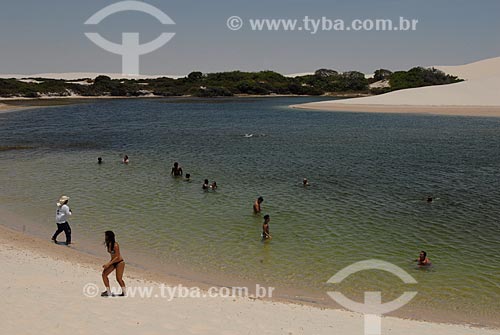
[427,196,433,203]
[416,250,431,267]
[122,155,129,164]
[303,178,310,186]
[185,173,191,181]
[253,196,264,213]
[210,181,217,190]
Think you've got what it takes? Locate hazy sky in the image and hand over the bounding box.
[0,0,499,75]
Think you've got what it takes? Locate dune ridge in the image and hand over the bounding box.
[292,57,500,116]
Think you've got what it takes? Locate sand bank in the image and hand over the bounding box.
[292,57,500,117]
[292,103,500,117]
[0,102,28,113]
[0,101,73,115]
[0,224,497,335]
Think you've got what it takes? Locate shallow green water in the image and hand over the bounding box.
[1,97,499,324]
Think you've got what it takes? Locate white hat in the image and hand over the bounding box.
[57,195,70,206]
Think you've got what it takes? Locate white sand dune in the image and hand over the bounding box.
[437,57,500,81]
[285,72,314,78]
[293,57,500,116]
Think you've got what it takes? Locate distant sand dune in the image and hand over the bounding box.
[0,72,183,80]
[293,57,500,116]
[437,57,500,80]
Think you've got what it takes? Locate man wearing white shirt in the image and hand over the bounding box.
[52,195,72,245]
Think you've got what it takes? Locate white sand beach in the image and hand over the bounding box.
[0,223,498,335]
[292,57,500,117]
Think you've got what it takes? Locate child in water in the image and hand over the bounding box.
[262,215,271,240]
[253,196,264,213]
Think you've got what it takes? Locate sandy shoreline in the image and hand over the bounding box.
[8,96,500,118]
[0,102,32,114]
[0,95,301,115]
[0,222,498,334]
[0,97,168,115]
[291,103,500,117]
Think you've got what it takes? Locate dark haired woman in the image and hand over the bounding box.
[101,231,126,297]
[416,250,432,267]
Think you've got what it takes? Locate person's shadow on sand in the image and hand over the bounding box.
[54,241,71,246]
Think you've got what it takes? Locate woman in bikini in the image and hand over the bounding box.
[101,230,126,297]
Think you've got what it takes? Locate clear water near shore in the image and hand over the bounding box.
[0,97,499,325]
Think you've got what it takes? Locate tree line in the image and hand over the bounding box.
[0,67,462,98]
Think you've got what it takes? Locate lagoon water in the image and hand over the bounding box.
[1,97,499,324]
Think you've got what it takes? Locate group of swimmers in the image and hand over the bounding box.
[202,179,217,190]
[253,179,311,239]
[171,161,271,238]
[170,161,271,239]
[169,161,217,190]
[169,161,269,240]
[97,155,128,164]
[51,157,432,297]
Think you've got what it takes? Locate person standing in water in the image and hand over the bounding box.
[171,162,183,177]
[253,196,264,213]
[202,179,209,190]
[101,231,126,297]
[122,155,129,164]
[52,195,72,245]
[262,215,271,240]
